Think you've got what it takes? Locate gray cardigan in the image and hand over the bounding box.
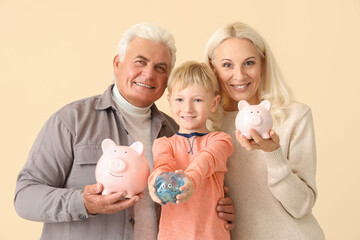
[14,85,178,240]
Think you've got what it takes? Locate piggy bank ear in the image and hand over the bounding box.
[259,100,271,110]
[102,138,117,152]
[238,100,249,111]
[130,141,144,156]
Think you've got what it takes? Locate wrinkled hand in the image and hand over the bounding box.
[235,129,280,152]
[175,170,194,204]
[148,171,163,204]
[83,183,143,215]
[217,186,235,230]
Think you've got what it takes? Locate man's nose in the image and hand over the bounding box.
[142,66,156,80]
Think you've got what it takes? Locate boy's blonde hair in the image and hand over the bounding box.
[167,61,222,131]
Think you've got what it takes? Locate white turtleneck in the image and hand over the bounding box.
[112,84,157,240]
[111,85,153,170]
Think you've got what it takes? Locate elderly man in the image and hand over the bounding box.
[15,23,234,240]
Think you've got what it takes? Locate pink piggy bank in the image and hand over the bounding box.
[95,139,150,197]
[235,100,273,139]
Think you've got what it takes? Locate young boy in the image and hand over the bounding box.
[148,61,233,240]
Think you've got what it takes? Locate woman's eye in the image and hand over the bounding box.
[223,63,232,68]
[244,61,255,66]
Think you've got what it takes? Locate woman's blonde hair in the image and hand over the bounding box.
[204,22,292,125]
[167,61,222,131]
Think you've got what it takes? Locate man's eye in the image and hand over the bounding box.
[156,66,166,73]
[135,60,145,65]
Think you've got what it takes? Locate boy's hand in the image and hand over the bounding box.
[175,170,194,204]
[148,171,163,204]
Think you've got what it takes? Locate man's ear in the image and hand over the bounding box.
[113,55,120,75]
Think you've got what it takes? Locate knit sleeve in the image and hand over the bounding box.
[264,108,318,218]
[149,137,177,183]
[185,132,233,191]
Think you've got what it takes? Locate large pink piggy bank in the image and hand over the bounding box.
[235,100,273,139]
[95,139,150,197]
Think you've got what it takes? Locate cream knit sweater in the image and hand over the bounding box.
[221,101,325,240]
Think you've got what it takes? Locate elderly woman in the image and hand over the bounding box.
[205,22,325,240]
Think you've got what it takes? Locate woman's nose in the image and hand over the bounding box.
[234,67,246,80]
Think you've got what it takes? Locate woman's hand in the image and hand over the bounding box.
[175,170,194,204]
[235,129,280,152]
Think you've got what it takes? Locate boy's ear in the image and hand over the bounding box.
[210,94,221,113]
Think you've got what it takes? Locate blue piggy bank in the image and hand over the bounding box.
[155,172,184,205]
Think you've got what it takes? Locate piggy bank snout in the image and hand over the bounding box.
[107,158,127,173]
[247,114,263,126]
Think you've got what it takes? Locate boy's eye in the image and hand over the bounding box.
[175,98,183,102]
[194,99,202,102]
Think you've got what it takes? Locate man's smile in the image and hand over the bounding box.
[134,81,154,89]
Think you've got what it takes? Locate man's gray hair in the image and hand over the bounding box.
[116,23,176,71]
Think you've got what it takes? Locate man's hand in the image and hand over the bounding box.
[83,183,143,215]
[217,186,235,230]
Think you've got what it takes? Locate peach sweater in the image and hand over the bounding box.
[150,132,233,240]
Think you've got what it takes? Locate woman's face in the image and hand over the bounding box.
[212,38,263,111]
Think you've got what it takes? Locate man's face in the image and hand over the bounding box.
[113,37,172,107]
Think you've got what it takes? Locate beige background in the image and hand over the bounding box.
[1,0,359,239]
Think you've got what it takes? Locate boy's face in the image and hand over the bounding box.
[167,83,220,134]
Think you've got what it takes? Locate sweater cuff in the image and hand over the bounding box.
[263,147,289,170]
[185,170,201,192]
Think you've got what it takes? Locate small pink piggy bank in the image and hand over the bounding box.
[235,100,273,139]
[95,139,150,197]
